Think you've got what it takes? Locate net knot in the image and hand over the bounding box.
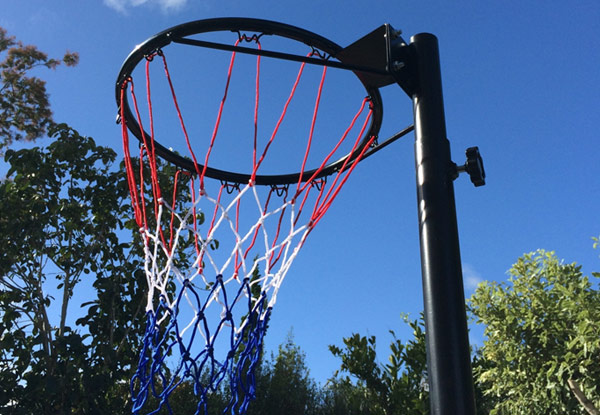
[119,76,132,90]
[145,49,163,62]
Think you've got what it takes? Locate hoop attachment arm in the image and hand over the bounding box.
[172,24,419,95]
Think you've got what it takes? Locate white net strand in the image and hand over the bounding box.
[136,178,315,341]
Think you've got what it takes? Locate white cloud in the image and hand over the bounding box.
[462,263,484,291]
[104,0,126,13]
[104,0,187,14]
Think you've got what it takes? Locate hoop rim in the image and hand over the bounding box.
[116,17,383,186]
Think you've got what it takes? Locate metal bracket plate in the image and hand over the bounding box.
[335,24,417,96]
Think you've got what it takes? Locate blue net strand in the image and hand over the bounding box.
[131,274,270,414]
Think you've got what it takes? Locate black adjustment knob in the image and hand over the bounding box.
[456,147,485,187]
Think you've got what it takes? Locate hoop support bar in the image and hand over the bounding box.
[359,124,414,161]
[410,33,476,414]
[171,36,390,75]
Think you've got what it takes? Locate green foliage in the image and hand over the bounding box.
[141,374,228,415]
[327,315,429,415]
[0,27,78,153]
[136,331,322,414]
[0,124,144,413]
[248,331,322,415]
[469,250,600,415]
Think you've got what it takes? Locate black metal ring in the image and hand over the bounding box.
[116,17,383,185]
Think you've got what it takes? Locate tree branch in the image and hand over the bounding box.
[33,254,54,364]
[0,273,25,291]
[58,229,73,337]
[59,269,70,337]
[568,378,599,415]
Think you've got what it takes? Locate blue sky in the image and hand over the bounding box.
[2,0,599,384]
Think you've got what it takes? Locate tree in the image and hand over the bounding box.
[469,250,600,415]
[247,331,322,415]
[0,124,147,413]
[0,27,148,413]
[0,26,78,153]
[327,315,429,415]
[0,120,203,413]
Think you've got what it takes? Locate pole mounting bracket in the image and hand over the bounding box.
[335,24,417,96]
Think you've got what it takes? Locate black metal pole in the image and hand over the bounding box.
[410,33,476,415]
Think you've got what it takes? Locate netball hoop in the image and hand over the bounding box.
[116,17,415,414]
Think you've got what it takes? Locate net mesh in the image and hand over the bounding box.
[120,34,376,414]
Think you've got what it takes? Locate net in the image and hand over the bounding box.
[119,29,377,414]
